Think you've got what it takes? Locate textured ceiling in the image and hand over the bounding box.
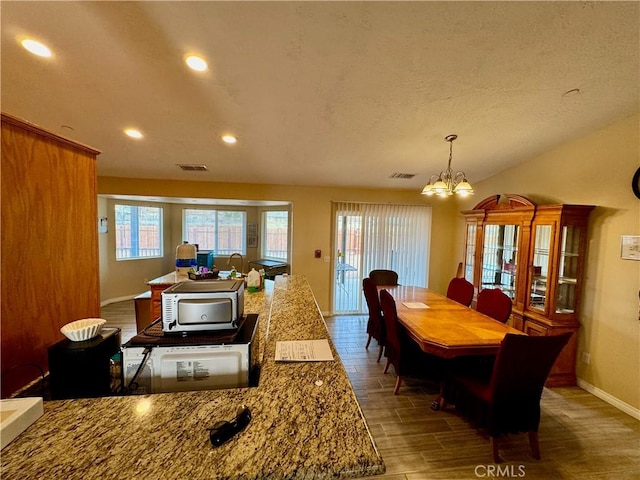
[2,1,639,192]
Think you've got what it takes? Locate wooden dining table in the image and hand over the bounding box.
[377,285,523,359]
[377,285,524,409]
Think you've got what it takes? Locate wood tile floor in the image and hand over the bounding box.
[101,302,640,480]
[326,315,639,480]
[101,299,138,344]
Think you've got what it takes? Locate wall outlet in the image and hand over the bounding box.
[324,256,330,263]
[581,352,591,364]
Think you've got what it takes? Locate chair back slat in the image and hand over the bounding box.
[379,289,401,370]
[369,269,399,286]
[446,277,474,307]
[490,333,572,405]
[363,277,385,344]
[477,288,512,323]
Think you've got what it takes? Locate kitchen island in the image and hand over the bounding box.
[147,270,188,320]
[0,276,384,480]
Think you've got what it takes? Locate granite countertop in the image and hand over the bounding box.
[147,270,189,285]
[148,270,244,286]
[0,276,385,480]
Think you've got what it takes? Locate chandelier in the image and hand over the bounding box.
[421,134,474,197]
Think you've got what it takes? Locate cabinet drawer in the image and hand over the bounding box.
[524,320,548,336]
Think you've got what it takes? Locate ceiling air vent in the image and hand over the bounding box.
[389,172,416,179]
[177,164,208,172]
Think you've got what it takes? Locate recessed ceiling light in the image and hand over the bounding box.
[21,39,52,58]
[185,55,208,72]
[222,135,238,144]
[124,129,143,139]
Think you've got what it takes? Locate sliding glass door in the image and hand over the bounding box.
[332,202,431,313]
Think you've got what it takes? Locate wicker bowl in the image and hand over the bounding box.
[60,318,107,342]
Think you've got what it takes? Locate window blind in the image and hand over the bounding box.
[332,201,431,313]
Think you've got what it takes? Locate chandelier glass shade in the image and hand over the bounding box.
[421,134,474,197]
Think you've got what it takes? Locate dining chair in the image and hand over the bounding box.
[444,332,572,463]
[476,288,513,323]
[362,277,385,362]
[446,277,474,307]
[369,269,399,286]
[379,289,414,394]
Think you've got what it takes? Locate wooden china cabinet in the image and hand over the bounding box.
[462,194,594,386]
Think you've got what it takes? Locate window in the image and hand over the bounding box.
[183,209,246,255]
[115,205,163,260]
[262,211,289,260]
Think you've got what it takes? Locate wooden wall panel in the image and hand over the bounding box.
[1,113,101,397]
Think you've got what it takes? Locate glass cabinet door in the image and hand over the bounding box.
[556,225,581,314]
[530,225,552,312]
[464,223,476,283]
[482,224,519,299]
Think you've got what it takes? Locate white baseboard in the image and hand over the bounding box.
[576,378,640,420]
[100,294,137,307]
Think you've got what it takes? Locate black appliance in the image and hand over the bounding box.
[48,327,121,399]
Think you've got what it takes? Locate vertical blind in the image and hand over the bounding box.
[332,201,432,313]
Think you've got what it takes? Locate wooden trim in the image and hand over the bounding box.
[1,112,101,156]
[470,193,536,211]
